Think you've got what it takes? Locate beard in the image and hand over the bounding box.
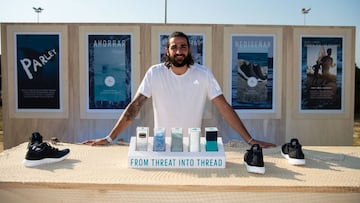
[169,54,192,67]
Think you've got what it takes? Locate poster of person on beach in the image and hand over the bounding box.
[87,34,132,110]
[300,36,343,111]
[231,35,275,110]
[159,33,204,65]
[15,33,61,110]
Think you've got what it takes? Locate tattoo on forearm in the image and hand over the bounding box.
[124,95,147,121]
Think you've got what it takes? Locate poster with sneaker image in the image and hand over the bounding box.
[231,35,274,110]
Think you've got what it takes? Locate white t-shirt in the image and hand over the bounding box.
[137,63,223,137]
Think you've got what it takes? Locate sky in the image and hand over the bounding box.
[0,0,359,65]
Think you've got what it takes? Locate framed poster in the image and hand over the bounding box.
[16,34,60,109]
[151,25,212,119]
[223,27,283,119]
[292,27,353,119]
[299,36,344,112]
[87,34,132,110]
[6,25,69,118]
[79,26,140,119]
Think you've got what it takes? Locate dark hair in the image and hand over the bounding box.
[327,48,332,55]
[162,31,194,68]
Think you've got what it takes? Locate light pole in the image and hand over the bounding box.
[33,7,44,23]
[164,0,167,24]
[301,8,311,25]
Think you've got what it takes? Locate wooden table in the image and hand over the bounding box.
[0,142,359,202]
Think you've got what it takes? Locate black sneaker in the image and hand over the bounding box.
[252,64,267,81]
[238,60,258,80]
[23,142,70,167]
[244,144,265,174]
[281,138,305,165]
[27,132,43,149]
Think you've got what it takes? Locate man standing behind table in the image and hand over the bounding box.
[83,31,276,148]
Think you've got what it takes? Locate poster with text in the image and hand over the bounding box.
[231,35,275,110]
[16,34,60,110]
[159,33,204,64]
[300,36,343,111]
[87,34,132,110]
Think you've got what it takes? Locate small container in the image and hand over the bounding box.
[205,127,218,152]
[153,127,166,152]
[136,127,149,151]
[188,127,201,152]
[171,127,183,152]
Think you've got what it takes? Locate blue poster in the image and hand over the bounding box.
[16,34,60,109]
[300,37,343,110]
[88,34,132,109]
[159,34,204,65]
[231,35,274,110]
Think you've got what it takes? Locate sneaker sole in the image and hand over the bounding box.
[281,151,306,165]
[244,161,265,174]
[22,153,70,167]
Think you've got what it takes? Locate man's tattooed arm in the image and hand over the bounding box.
[123,94,148,122]
[108,93,148,138]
